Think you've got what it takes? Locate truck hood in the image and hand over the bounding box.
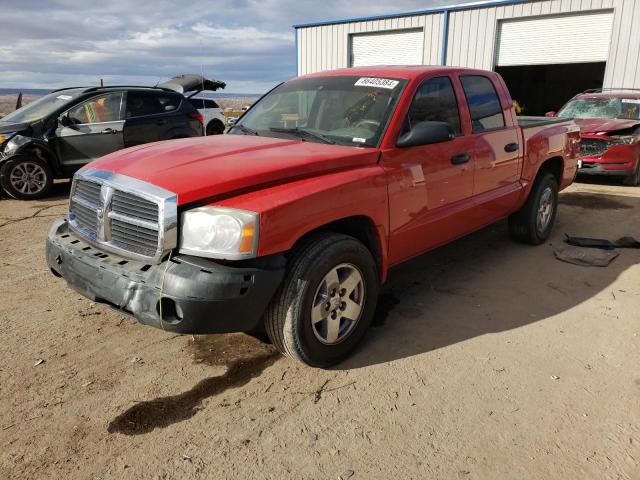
[574,117,640,135]
[89,135,380,205]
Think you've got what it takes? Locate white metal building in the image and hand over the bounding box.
[293,0,640,114]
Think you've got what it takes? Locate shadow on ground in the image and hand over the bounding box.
[340,189,640,369]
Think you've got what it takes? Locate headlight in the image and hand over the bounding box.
[179,206,258,259]
[0,132,16,144]
[612,135,636,145]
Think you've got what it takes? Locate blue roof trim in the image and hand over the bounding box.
[292,0,530,29]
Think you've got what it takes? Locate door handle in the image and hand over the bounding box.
[101,128,117,134]
[451,153,470,165]
[504,142,519,152]
[156,119,168,125]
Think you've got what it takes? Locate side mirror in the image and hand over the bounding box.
[397,121,454,148]
[59,114,72,127]
[545,111,557,118]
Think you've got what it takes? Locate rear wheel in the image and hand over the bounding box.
[264,232,379,368]
[508,172,558,245]
[623,163,640,186]
[0,155,53,200]
[206,120,225,135]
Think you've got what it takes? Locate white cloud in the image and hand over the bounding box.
[0,0,457,93]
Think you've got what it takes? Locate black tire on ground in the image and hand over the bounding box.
[264,232,379,368]
[0,155,53,200]
[206,120,225,135]
[623,163,640,186]
[508,171,559,245]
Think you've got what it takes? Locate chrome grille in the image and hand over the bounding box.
[75,180,102,205]
[111,218,158,257]
[112,190,158,223]
[68,169,177,263]
[71,200,98,234]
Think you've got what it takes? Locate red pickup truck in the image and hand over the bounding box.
[47,66,580,367]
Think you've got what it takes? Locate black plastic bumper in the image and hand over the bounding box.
[46,218,286,334]
[578,163,632,177]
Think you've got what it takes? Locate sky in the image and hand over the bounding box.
[0,0,464,93]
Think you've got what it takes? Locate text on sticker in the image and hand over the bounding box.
[354,77,399,90]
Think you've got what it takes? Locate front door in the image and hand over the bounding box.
[55,92,125,166]
[384,76,476,265]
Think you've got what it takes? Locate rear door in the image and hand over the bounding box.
[385,75,477,264]
[458,75,521,199]
[123,91,185,147]
[54,92,125,166]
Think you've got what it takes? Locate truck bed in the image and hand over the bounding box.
[517,116,568,129]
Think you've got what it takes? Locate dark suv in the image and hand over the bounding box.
[0,86,203,199]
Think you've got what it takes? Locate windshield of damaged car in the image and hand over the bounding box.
[233,76,407,146]
[558,97,640,120]
[1,91,80,124]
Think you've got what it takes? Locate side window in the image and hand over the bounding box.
[67,92,123,124]
[405,76,461,136]
[460,75,505,132]
[126,91,177,118]
[157,94,182,112]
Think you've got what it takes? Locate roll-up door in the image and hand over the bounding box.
[496,11,614,66]
[350,29,424,67]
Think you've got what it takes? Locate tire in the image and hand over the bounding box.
[206,120,225,135]
[623,163,640,186]
[264,232,379,368]
[0,155,53,200]
[508,172,558,245]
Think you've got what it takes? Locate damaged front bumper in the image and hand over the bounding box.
[578,161,634,176]
[46,218,285,334]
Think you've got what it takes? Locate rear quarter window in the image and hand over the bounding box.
[126,91,181,118]
[460,75,506,132]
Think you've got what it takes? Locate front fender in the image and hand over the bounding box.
[1,135,55,166]
[210,166,391,281]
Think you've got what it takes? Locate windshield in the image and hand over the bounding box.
[234,76,407,147]
[1,91,79,123]
[558,97,640,120]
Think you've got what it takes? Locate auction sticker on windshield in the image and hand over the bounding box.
[355,77,399,89]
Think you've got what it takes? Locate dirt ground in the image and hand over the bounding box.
[0,178,638,480]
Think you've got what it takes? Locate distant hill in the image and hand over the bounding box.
[0,88,52,95]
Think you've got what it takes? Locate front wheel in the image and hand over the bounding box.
[508,172,558,245]
[264,232,379,368]
[0,155,53,200]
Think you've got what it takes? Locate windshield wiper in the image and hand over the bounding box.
[229,124,259,136]
[269,127,335,145]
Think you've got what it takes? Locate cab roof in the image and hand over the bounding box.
[297,65,491,81]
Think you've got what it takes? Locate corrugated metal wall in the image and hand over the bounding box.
[297,13,443,75]
[296,0,640,88]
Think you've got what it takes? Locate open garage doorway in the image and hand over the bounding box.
[495,62,606,116]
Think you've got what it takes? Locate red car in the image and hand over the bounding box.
[47,66,579,367]
[551,89,640,186]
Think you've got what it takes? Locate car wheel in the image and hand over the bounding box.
[623,163,640,186]
[508,172,558,245]
[206,120,225,135]
[0,155,53,200]
[264,232,379,368]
